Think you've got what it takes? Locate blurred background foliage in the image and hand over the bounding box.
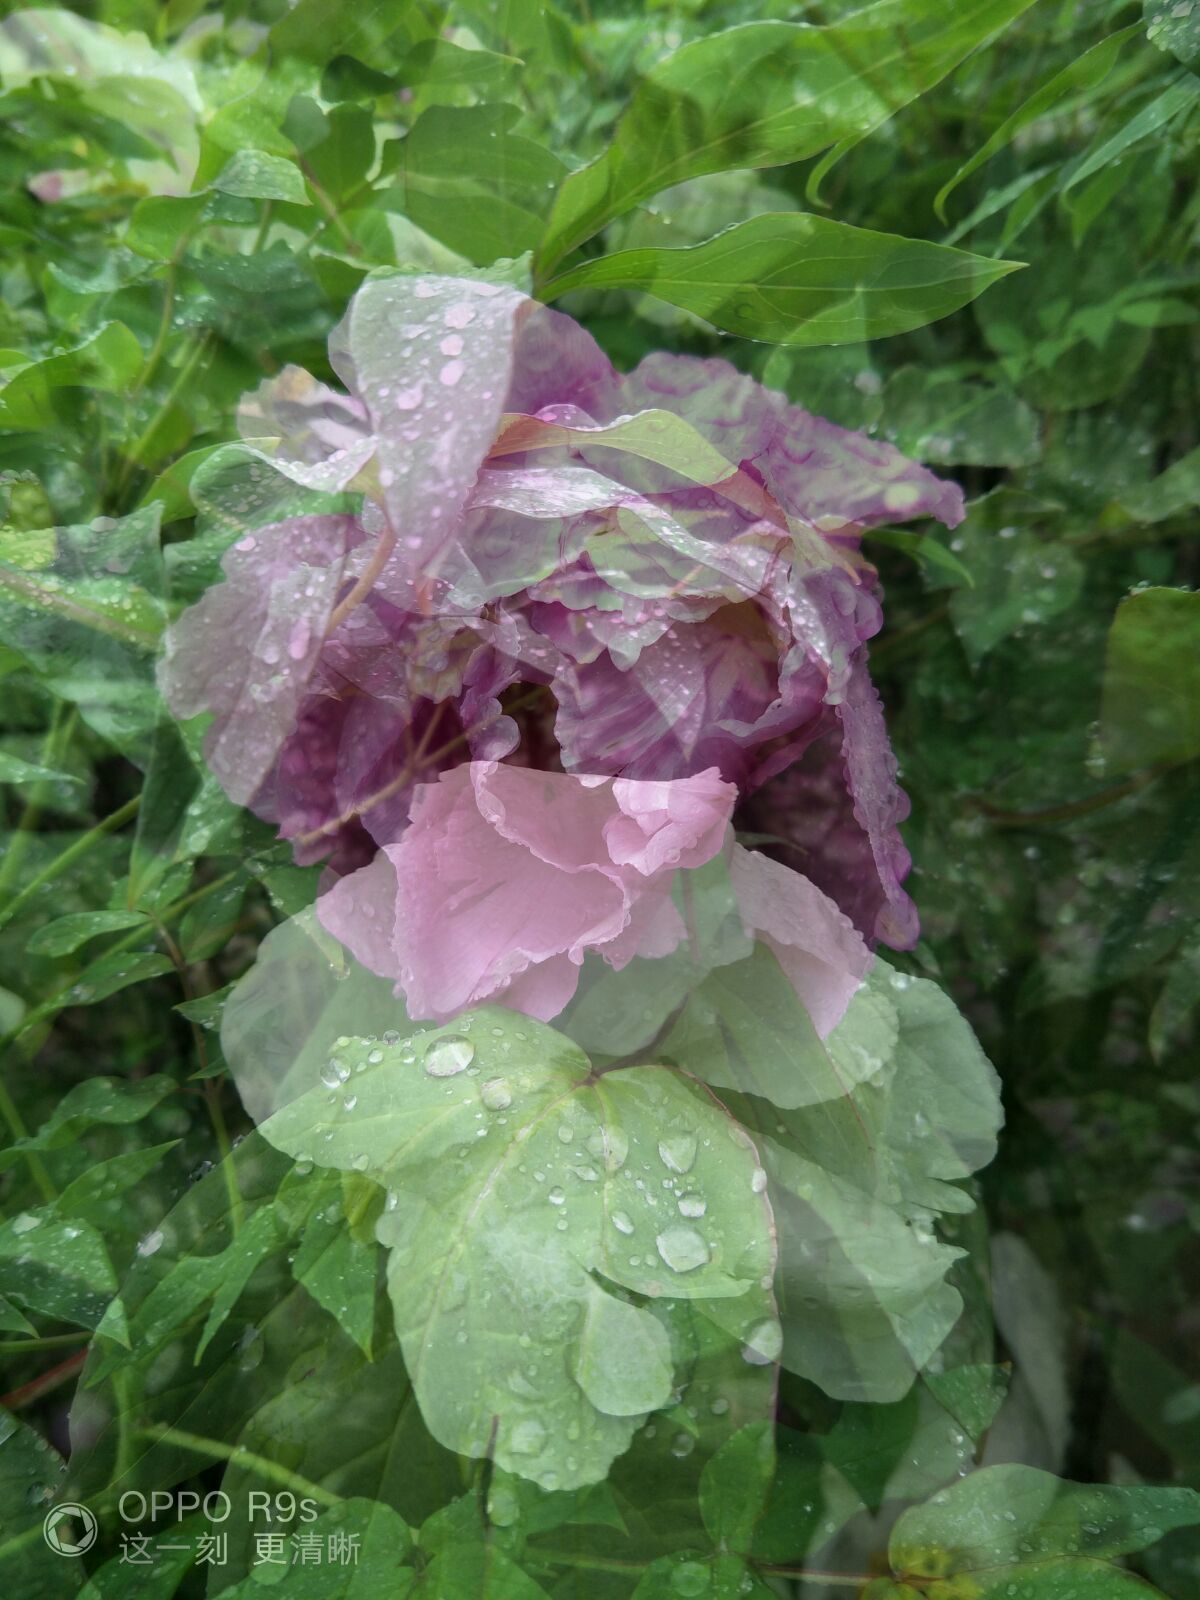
[0,0,1198,1594]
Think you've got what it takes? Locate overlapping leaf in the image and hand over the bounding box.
[261,1008,778,1488]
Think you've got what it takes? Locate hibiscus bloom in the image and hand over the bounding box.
[160,273,962,946]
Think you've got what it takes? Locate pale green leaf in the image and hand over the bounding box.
[213,149,310,205]
[890,1467,1200,1584]
[261,1009,777,1488]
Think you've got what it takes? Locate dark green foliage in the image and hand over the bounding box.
[0,1,1197,1597]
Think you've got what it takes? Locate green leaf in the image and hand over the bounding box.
[96,1201,282,1370]
[0,1296,36,1335]
[0,1409,78,1600]
[662,943,893,1109]
[0,325,143,432]
[178,873,246,962]
[59,949,176,1006]
[1150,925,1200,1061]
[889,1467,1200,1594]
[866,527,975,588]
[632,1553,773,1600]
[880,369,1040,469]
[394,104,565,266]
[536,0,1039,272]
[822,1365,1007,1511]
[213,149,311,205]
[129,721,201,904]
[0,506,165,757]
[542,214,1023,346]
[417,1539,549,1600]
[261,1009,777,1488]
[135,443,226,521]
[268,0,416,69]
[26,909,150,958]
[1100,587,1200,773]
[290,1180,379,1358]
[0,1076,174,1168]
[1146,0,1200,70]
[949,492,1084,667]
[935,26,1141,219]
[0,1212,117,1330]
[221,1499,414,1597]
[77,1518,202,1597]
[57,1143,180,1215]
[0,751,82,789]
[1061,75,1200,198]
[700,1421,775,1553]
[125,193,208,261]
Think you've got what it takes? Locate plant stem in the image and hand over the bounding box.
[0,794,141,934]
[0,1053,56,1202]
[0,703,75,899]
[0,1333,90,1353]
[0,1348,88,1409]
[134,1425,342,1506]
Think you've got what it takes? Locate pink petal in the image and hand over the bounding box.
[317,846,401,979]
[730,843,871,1038]
[314,763,735,1023]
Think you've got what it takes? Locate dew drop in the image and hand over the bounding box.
[480,1077,512,1111]
[655,1225,710,1273]
[741,1318,783,1366]
[509,1418,545,1455]
[658,1133,697,1174]
[425,1035,475,1077]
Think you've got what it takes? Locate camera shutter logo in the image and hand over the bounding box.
[43,1503,98,1557]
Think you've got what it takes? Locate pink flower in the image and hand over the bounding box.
[317,763,736,1023]
[161,274,962,945]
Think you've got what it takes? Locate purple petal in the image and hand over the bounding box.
[618,353,780,467]
[763,403,966,532]
[340,275,529,597]
[158,515,355,806]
